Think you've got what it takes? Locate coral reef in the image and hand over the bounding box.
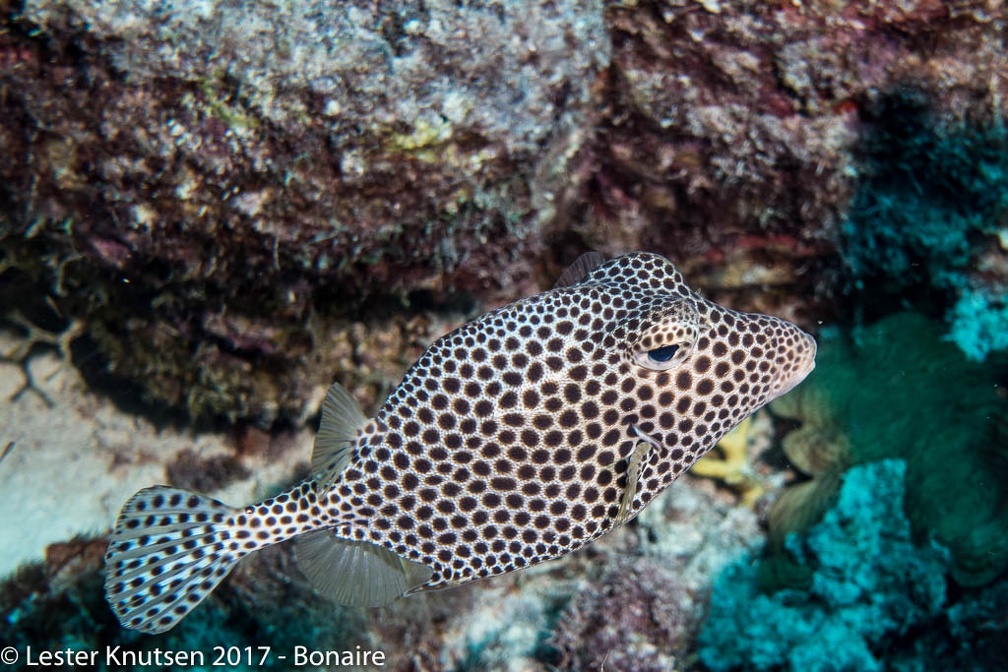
[698,460,953,672]
[947,287,1008,362]
[551,559,694,671]
[3,1,1008,669]
[4,0,1007,424]
[763,383,851,590]
[569,0,1007,300]
[0,0,609,424]
[842,93,1006,291]
[766,312,1008,588]
[840,90,1008,360]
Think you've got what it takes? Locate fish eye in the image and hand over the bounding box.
[631,300,699,371]
[647,344,679,362]
[633,340,691,371]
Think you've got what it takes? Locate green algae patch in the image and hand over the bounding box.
[770,312,1008,588]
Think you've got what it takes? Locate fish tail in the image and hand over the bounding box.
[104,486,245,634]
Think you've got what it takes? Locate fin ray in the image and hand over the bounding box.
[112,544,219,578]
[108,533,221,561]
[110,554,217,602]
[313,382,369,487]
[111,556,220,625]
[104,486,243,634]
[617,428,659,525]
[295,529,434,607]
[553,251,608,288]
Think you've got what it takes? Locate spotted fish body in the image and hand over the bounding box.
[106,252,816,633]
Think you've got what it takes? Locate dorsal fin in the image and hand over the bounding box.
[295,530,434,607]
[312,382,369,487]
[553,251,608,288]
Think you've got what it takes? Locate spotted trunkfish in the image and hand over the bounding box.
[105,251,817,633]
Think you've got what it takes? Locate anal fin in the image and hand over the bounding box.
[295,530,434,607]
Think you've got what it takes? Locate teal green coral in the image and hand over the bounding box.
[840,91,1008,361]
[770,311,1008,587]
[842,93,1007,288]
[699,460,950,672]
[947,288,1008,362]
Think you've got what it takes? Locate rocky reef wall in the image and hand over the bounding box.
[3,0,1006,425]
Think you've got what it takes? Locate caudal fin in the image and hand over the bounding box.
[104,486,243,634]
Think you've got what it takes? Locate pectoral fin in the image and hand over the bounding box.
[616,426,660,525]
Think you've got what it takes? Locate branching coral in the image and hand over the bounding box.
[1,309,85,406]
[690,415,771,507]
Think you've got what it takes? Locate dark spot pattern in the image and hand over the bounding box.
[311,253,817,589]
[106,252,817,634]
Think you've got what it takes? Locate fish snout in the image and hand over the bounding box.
[768,325,817,400]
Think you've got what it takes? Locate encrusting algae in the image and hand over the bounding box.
[104,252,816,633]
